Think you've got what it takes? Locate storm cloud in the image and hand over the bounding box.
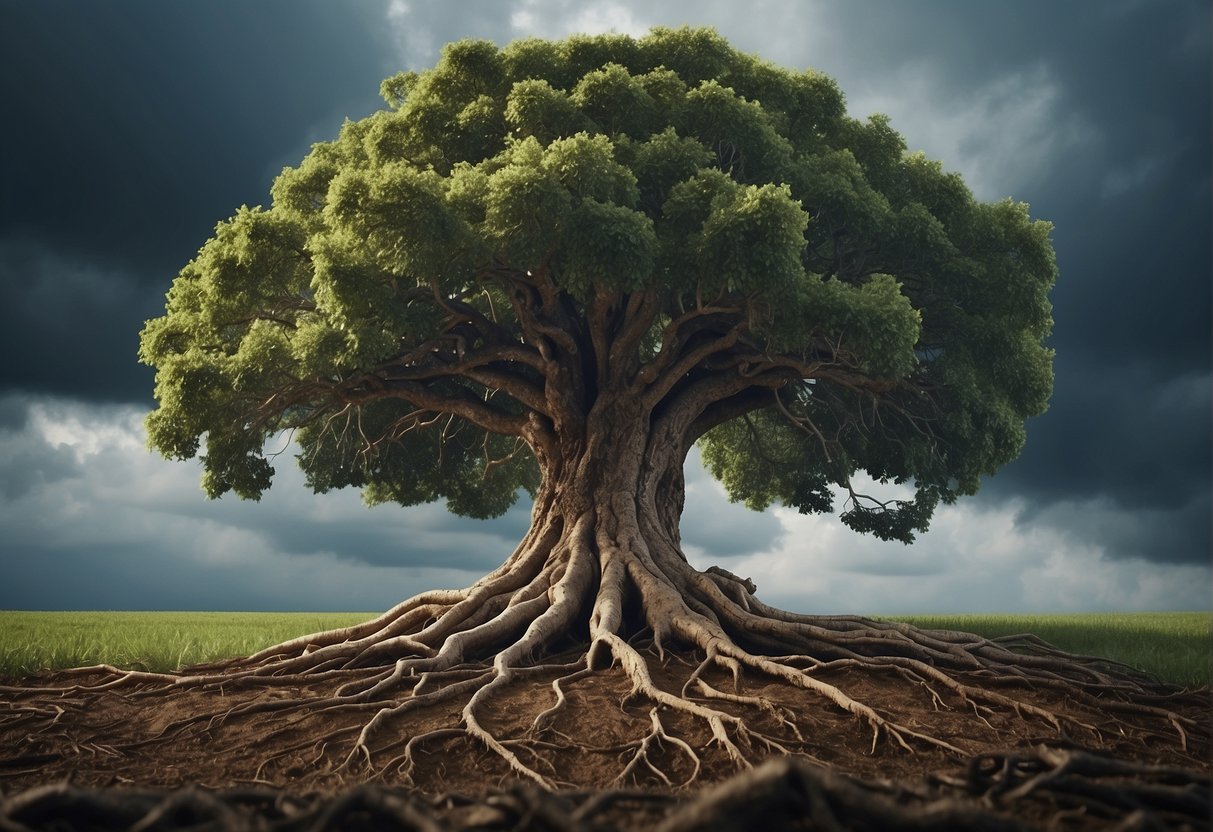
[0,0,1208,611]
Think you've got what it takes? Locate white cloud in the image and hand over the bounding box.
[509,0,650,39]
[696,486,1212,615]
[382,0,440,68]
[28,399,144,459]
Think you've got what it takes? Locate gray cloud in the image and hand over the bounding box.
[0,394,1206,614]
[2,539,483,613]
[136,467,532,573]
[680,450,785,560]
[0,239,162,402]
[0,395,515,609]
[0,426,79,502]
[0,396,30,431]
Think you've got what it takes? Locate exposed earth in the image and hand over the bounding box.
[1,636,1209,830]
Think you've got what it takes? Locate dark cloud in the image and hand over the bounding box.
[0,239,161,402]
[0,1,390,272]
[794,0,1212,564]
[0,1,393,404]
[993,363,1211,509]
[1028,492,1211,567]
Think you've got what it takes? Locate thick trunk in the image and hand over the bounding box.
[519,394,696,652]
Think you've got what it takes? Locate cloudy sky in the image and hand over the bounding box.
[1,0,1209,614]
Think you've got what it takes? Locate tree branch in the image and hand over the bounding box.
[635,305,743,389]
[641,323,749,408]
[655,366,800,446]
[348,377,531,438]
[609,289,660,381]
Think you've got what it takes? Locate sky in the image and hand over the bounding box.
[0,0,1209,614]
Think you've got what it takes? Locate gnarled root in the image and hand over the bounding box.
[656,748,1213,832]
[1,747,1207,831]
[0,512,1207,803]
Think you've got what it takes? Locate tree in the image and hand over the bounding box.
[136,27,1115,785]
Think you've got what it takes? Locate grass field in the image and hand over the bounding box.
[0,610,1208,687]
[0,612,369,679]
[890,613,1211,689]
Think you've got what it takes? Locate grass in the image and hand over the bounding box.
[897,612,1211,689]
[0,611,370,678]
[0,610,1208,688]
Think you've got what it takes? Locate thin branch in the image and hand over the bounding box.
[772,390,833,463]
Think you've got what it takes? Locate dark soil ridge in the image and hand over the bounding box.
[1,747,1210,831]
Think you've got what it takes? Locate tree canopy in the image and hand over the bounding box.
[140,26,1055,544]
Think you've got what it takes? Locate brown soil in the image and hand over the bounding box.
[1,645,1209,830]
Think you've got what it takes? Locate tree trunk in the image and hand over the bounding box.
[491,392,706,669]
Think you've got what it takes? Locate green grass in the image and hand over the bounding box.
[0,611,370,677]
[896,612,1211,689]
[1,611,1208,688]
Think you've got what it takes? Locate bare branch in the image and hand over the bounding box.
[772,389,833,463]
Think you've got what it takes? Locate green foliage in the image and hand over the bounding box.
[140,26,1056,541]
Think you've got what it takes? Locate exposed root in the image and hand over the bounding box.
[1,747,1207,831]
[615,707,701,788]
[657,748,1213,832]
[0,519,1207,813]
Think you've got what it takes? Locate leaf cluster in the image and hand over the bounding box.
[139,27,1056,541]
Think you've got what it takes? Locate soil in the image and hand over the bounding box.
[1,644,1209,830]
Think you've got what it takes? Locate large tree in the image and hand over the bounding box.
[136,26,1103,783]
